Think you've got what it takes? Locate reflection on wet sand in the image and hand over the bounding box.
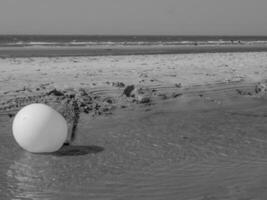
[5,144,105,199]
[7,151,56,199]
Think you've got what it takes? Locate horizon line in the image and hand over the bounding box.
[0,34,267,37]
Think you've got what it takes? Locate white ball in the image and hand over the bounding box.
[12,103,68,153]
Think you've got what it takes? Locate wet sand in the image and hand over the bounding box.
[1,84,267,199]
[1,52,267,199]
[1,44,267,57]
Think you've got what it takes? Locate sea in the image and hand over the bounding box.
[1,35,267,47]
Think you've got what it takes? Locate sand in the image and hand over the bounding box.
[1,52,267,92]
[1,51,267,199]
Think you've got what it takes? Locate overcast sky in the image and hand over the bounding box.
[0,0,267,35]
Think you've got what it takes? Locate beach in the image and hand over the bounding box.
[1,49,267,199]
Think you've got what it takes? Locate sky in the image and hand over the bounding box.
[0,0,267,35]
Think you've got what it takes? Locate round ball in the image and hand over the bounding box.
[12,103,68,153]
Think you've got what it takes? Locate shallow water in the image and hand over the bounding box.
[1,95,267,200]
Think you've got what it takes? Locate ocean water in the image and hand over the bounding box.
[1,35,267,47]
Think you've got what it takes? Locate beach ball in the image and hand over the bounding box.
[12,103,68,153]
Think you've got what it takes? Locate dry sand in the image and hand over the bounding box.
[0,52,267,92]
[1,52,267,199]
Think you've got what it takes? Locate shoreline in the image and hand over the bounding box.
[1,44,267,57]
